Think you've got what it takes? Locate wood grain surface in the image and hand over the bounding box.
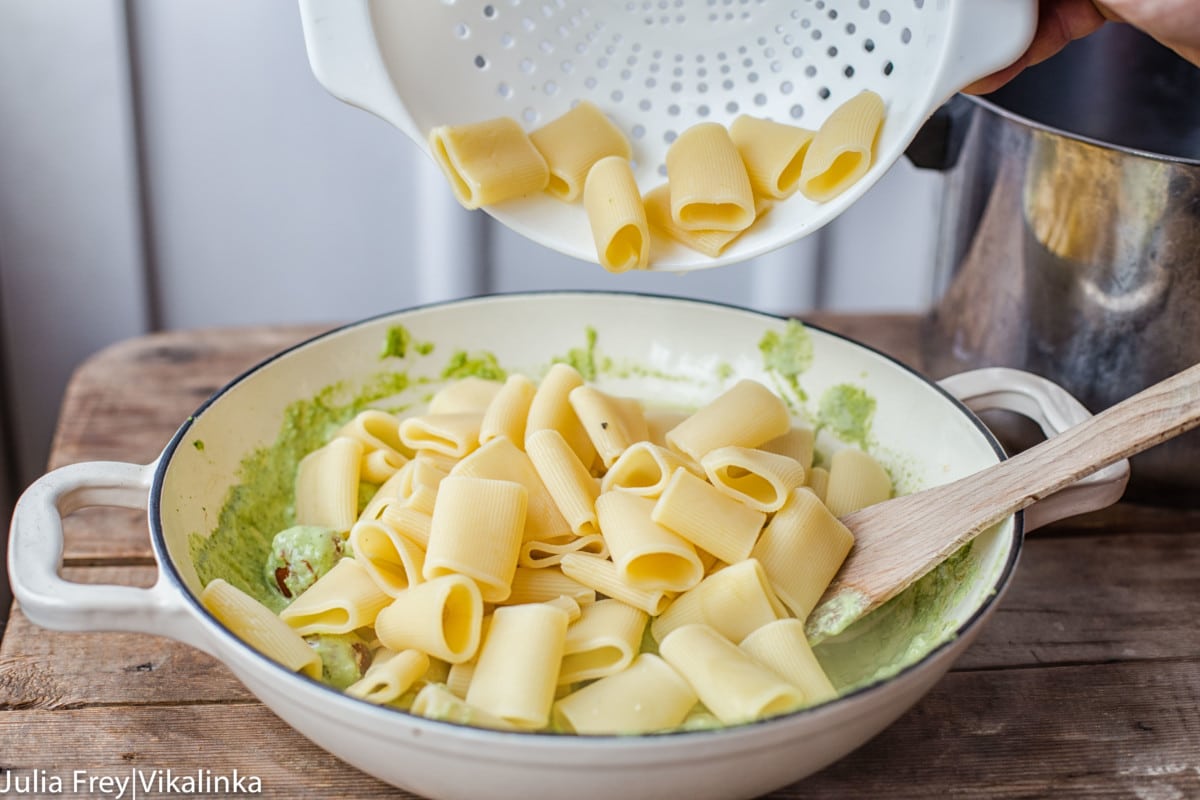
[2,314,1197,800]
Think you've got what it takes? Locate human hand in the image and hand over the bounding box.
[964,0,1200,95]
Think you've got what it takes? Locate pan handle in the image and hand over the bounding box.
[7,459,215,654]
[939,367,1131,531]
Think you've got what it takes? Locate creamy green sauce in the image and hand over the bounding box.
[817,384,877,448]
[442,350,507,382]
[758,320,814,406]
[813,541,979,692]
[554,326,599,381]
[263,525,343,603]
[308,632,371,690]
[380,324,434,360]
[189,370,412,610]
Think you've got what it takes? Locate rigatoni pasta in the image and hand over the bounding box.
[529,100,632,202]
[583,156,649,273]
[206,339,908,735]
[424,476,527,602]
[798,89,886,203]
[200,579,321,679]
[428,116,549,210]
[729,115,815,200]
[665,122,755,232]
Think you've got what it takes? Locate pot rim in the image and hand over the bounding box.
[147,289,1024,745]
[963,92,1200,168]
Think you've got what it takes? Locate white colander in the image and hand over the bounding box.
[299,0,1036,271]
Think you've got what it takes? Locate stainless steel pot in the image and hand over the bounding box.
[915,24,1200,503]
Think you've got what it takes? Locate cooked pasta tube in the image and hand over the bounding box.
[568,385,644,468]
[583,156,649,272]
[650,558,786,645]
[349,519,426,597]
[374,574,484,663]
[600,441,701,498]
[337,409,410,460]
[651,468,766,565]
[429,377,504,415]
[294,436,363,533]
[479,374,537,448]
[750,487,854,620]
[729,115,816,199]
[544,595,583,623]
[739,619,836,706]
[659,624,805,725]
[361,448,407,485]
[200,579,321,679]
[666,122,755,232]
[645,408,689,447]
[529,100,632,201]
[823,447,892,517]
[279,557,391,636]
[596,491,704,593]
[506,566,596,606]
[428,116,549,210]
[643,183,767,258]
[525,363,596,468]
[378,505,433,549]
[424,476,527,602]
[559,553,671,616]
[558,598,648,684]
[700,446,806,513]
[398,413,482,459]
[665,379,790,461]
[553,654,696,734]
[345,649,430,705]
[525,428,600,537]
[411,684,520,731]
[446,659,477,699]
[806,466,830,503]
[798,89,885,202]
[358,462,412,523]
[518,533,608,569]
[466,603,571,728]
[761,427,816,471]
[451,436,572,543]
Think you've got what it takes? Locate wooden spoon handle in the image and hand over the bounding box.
[937,361,1200,534]
[809,363,1200,643]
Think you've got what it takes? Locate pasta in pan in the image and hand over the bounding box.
[201,348,905,735]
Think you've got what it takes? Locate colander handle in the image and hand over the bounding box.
[7,460,215,653]
[298,0,424,145]
[933,1,1038,104]
[939,368,1130,531]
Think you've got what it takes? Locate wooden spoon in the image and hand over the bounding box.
[805,361,1200,643]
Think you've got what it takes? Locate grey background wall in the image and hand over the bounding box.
[0,0,946,504]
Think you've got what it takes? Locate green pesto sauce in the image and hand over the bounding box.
[308,631,370,690]
[758,320,814,405]
[192,439,205,452]
[813,540,979,693]
[817,383,876,448]
[714,361,735,381]
[554,326,599,381]
[442,350,507,382]
[380,325,434,360]
[262,525,343,603]
[188,369,411,611]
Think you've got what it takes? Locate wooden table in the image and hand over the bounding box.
[2,315,1198,799]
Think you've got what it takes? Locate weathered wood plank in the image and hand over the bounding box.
[956,531,1200,670]
[792,659,1200,799]
[0,660,1194,799]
